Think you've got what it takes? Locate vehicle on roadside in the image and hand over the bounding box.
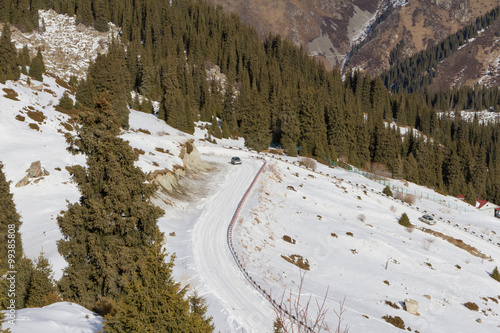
[231,157,242,165]
[421,214,436,225]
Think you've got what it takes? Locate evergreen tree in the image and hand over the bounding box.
[57,94,164,309]
[76,0,93,26]
[93,0,110,32]
[86,41,130,127]
[0,163,23,272]
[29,48,45,82]
[399,213,411,227]
[24,252,58,308]
[189,290,214,331]
[58,91,73,110]
[0,24,19,80]
[211,117,222,139]
[0,263,11,333]
[0,162,33,307]
[492,266,500,283]
[103,245,214,332]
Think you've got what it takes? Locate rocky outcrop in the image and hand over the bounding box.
[15,161,50,187]
[148,141,212,197]
[404,298,419,316]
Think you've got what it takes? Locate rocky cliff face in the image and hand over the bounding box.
[149,140,212,200]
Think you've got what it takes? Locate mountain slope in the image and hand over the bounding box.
[2,73,500,332]
[348,0,500,85]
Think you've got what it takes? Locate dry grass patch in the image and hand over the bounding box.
[382,315,405,329]
[282,235,296,244]
[385,300,400,309]
[28,123,40,131]
[137,128,151,135]
[27,110,46,123]
[43,88,57,97]
[133,148,145,155]
[15,114,25,122]
[61,122,74,132]
[420,227,491,260]
[281,254,309,271]
[3,88,19,101]
[464,302,479,311]
[155,147,170,154]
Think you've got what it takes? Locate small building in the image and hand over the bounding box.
[476,199,500,218]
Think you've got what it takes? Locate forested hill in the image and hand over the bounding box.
[1,0,499,205]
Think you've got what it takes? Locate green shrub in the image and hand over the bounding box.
[399,213,412,227]
[382,185,393,197]
[492,266,500,282]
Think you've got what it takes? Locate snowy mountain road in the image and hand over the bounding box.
[192,154,274,332]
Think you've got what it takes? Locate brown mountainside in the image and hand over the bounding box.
[348,0,499,78]
[207,0,500,90]
[206,0,385,68]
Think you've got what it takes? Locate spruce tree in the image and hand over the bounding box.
[58,91,74,110]
[29,48,45,82]
[103,245,214,332]
[0,24,20,80]
[57,94,164,309]
[24,252,58,308]
[0,163,24,272]
[93,0,110,32]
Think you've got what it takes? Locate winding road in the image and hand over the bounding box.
[192,154,274,332]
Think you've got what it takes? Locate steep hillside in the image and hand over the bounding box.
[429,15,500,90]
[2,73,500,332]
[348,0,500,81]
[206,0,386,68]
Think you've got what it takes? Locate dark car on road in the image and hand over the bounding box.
[231,157,242,165]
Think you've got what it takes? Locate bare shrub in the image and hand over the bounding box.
[423,238,435,251]
[390,205,396,213]
[338,155,348,164]
[299,157,317,170]
[268,162,283,182]
[273,271,349,333]
[366,162,391,178]
[358,214,366,222]
[394,192,416,204]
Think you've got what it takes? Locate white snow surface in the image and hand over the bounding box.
[2,74,500,332]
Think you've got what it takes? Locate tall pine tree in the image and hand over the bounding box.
[57,94,164,309]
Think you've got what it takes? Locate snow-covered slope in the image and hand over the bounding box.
[2,72,500,332]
